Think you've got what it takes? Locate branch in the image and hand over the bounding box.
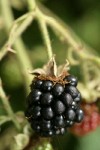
[28,0,53,59]
[37,2,100,66]
[0,0,33,92]
[0,79,21,130]
[37,16,53,59]
[0,0,100,103]
[0,46,16,61]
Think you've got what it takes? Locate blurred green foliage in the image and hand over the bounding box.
[0,0,100,150]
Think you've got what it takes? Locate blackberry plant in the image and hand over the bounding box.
[25,58,84,137]
[0,0,100,149]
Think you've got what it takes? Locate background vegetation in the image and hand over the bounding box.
[0,0,100,150]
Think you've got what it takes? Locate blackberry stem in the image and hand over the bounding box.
[1,0,99,66]
[0,79,21,131]
[27,0,36,11]
[28,0,53,59]
[37,17,53,59]
[0,0,33,92]
[81,61,89,86]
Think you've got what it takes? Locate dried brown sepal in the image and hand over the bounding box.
[37,74,68,85]
[57,60,70,76]
[30,69,46,76]
[43,56,57,77]
[30,56,70,85]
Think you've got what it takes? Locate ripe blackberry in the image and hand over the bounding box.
[31,106,41,119]
[54,115,65,128]
[25,57,84,137]
[52,84,64,97]
[54,100,66,114]
[74,93,81,103]
[61,93,73,106]
[31,79,43,89]
[64,75,78,86]
[66,120,74,127]
[31,120,41,133]
[42,107,54,120]
[41,93,53,105]
[65,85,79,98]
[27,89,42,105]
[75,109,84,123]
[65,108,76,121]
[42,80,53,91]
[41,120,52,131]
[71,101,78,110]
[54,127,66,135]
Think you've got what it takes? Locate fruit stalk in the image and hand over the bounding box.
[28,0,53,60]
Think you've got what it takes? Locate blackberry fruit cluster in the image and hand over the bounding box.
[25,75,84,137]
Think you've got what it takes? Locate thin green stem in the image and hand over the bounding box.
[0,0,13,29]
[0,46,9,61]
[8,14,34,48]
[0,0,33,92]
[46,17,81,51]
[39,4,100,66]
[27,0,36,10]
[27,0,53,59]
[81,61,89,86]
[77,50,100,66]
[14,40,33,91]
[0,80,21,130]
[0,12,34,62]
[67,47,79,65]
[14,13,30,23]
[49,17,100,66]
[37,17,53,59]
[0,0,99,104]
